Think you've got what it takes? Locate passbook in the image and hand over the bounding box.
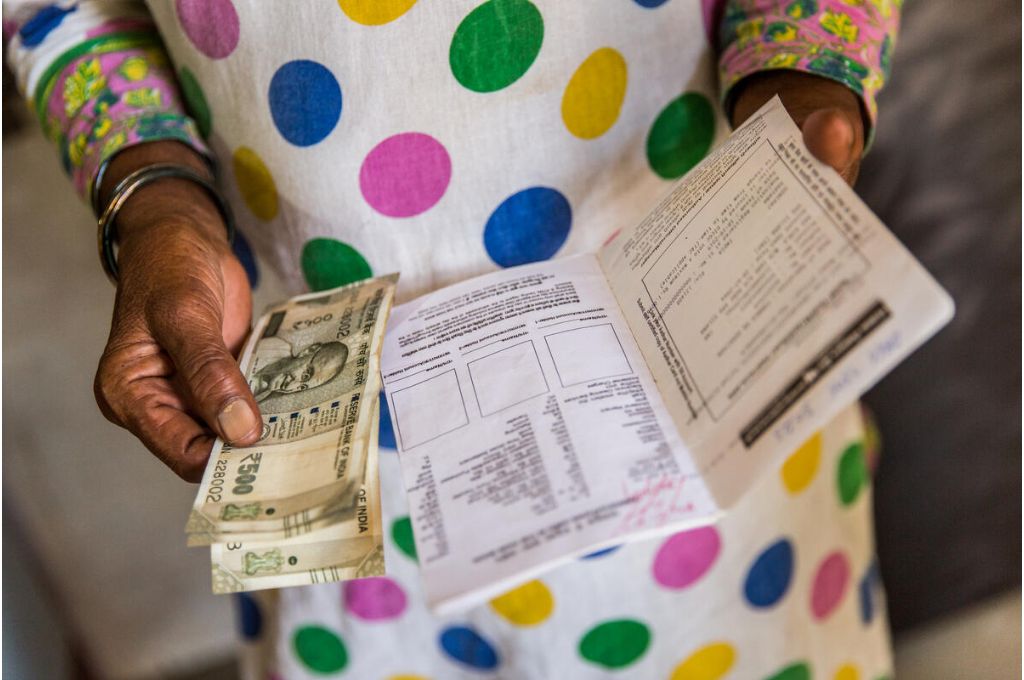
[380,98,954,613]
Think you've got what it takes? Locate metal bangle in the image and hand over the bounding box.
[90,144,217,216]
[96,163,235,284]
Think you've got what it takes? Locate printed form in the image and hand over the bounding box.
[382,98,953,612]
[601,98,953,505]
[381,256,716,612]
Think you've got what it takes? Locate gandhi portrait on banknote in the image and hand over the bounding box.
[250,340,349,407]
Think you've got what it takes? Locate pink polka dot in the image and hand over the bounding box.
[652,526,721,589]
[344,576,407,620]
[359,133,451,217]
[176,0,240,59]
[811,551,850,620]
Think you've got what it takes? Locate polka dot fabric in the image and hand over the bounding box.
[141,0,744,301]
[245,404,890,679]
[13,1,896,678]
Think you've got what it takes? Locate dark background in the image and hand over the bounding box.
[857,0,1021,633]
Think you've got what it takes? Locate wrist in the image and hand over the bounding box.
[116,219,228,291]
[99,141,228,247]
[115,180,230,249]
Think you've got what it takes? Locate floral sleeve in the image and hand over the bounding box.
[717,0,901,139]
[6,1,208,204]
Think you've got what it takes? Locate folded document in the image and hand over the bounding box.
[380,98,954,613]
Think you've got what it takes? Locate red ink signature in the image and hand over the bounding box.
[616,474,696,534]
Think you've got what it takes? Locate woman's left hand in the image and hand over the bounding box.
[730,70,865,186]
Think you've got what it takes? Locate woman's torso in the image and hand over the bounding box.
[144,3,892,678]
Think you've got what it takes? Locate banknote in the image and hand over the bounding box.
[185,417,376,545]
[186,274,396,542]
[210,405,384,593]
[241,274,396,445]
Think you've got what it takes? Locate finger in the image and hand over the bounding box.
[96,352,216,481]
[95,347,176,427]
[123,378,219,482]
[802,108,862,184]
[148,294,263,447]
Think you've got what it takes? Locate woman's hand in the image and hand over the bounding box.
[730,70,866,186]
[93,142,262,482]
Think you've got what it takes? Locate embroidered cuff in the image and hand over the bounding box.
[718,0,900,142]
[33,31,209,198]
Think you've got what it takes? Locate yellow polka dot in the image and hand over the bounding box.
[561,47,628,140]
[388,675,430,680]
[780,431,822,494]
[670,642,736,680]
[489,579,554,626]
[232,147,278,221]
[338,0,417,25]
[833,664,859,680]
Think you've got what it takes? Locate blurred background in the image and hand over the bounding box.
[3,0,1021,678]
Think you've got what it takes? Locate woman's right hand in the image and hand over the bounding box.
[93,142,262,482]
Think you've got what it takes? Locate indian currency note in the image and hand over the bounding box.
[210,405,384,593]
[186,274,396,541]
[184,387,384,546]
[185,409,379,545]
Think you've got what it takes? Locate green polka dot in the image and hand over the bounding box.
[391,516,417,561]
[293,625,348,674]
[578,619,651,669]
[178,67,211,138]
[837,441,868,506]
[765,662,812,680]
[449,0,544,93]
[300,238,372,292]
[391,518,419,561]
[646,92,715,179]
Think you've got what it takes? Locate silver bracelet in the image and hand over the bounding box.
[96,163,235,284]
[90,145,217,216]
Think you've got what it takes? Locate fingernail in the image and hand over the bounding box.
[218,399,259,443]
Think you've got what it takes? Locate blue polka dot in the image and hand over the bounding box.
[483,187,572,268]
[268,60,342,147]
[582,545,622,559]
[379,394,396,449]
[633,0,670,7]
[231,229,260,289]
[439,626,500,670]
[19,4,77,47]
[743,538,794,608]
[234,593,262,640]
[859,559,881,624]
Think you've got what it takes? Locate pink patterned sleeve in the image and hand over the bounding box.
[6,1,208,204]
[716,0,901,136]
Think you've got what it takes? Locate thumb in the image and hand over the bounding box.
[150,297,263,446]
[801,108,862,184]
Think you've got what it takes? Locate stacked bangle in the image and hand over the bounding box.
[96,163,235,284]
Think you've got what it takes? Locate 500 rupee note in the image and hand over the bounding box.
[186,274,396,542]
[210,405,384,593]
[186,412,376,544]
